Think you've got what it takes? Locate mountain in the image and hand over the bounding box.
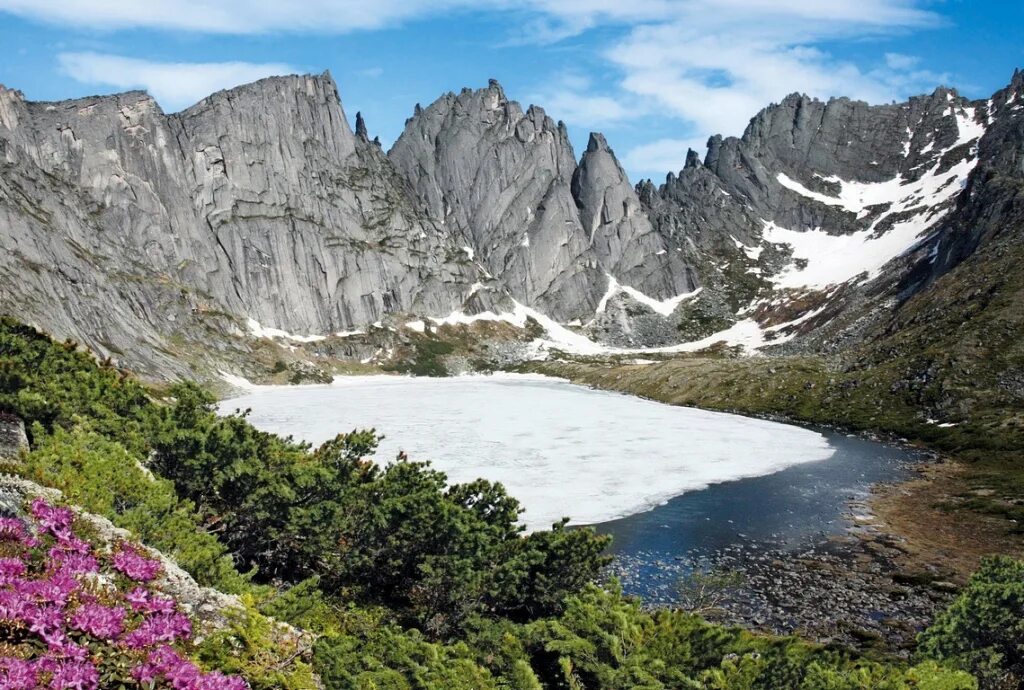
[0,73,492,375]
[0,69,1020,377]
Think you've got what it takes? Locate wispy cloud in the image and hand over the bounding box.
[528,72,637,129]
[16,1,952,177]
[57,52,298,111]
[0,0,676,35]
[623,137,707,178]
[606,1,946,142]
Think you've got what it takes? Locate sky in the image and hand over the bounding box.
[0,1,1021,182]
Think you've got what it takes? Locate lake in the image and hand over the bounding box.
[223,373,912,597]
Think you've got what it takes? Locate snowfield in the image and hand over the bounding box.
[222,374,836,531]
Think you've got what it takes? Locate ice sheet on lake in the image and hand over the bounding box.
[222,374,836,531]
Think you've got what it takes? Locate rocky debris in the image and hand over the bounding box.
[608,530,955,655]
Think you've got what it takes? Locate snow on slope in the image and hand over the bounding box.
[595,275,703,317]
[768,107,985,290]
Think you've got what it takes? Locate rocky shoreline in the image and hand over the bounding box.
[606,459,960,656]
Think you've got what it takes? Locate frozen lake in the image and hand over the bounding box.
[221,374,838,531]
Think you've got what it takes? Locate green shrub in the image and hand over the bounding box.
[918,556,1024,689]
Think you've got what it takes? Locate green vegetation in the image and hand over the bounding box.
[1,316,1018,688]
[918,557,1024,690]
[383,336,455,376]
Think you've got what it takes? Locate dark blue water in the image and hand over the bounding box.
[591,430,916,601]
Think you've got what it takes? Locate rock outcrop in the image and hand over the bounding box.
[1,69,1020,375]
[0,73,494,375]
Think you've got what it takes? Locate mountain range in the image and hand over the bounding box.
[1,68,1022,378]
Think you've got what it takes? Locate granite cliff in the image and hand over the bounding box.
[0,69,1020,376]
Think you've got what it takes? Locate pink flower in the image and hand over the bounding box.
[131,647,248,690]
[111,544,161,582]
[0,518,28,544]
[125,587,175,615]
[70,603,125,640]
[49,553,98,577]
[24,605,64,644]
[0,558,26,585]
[29,499,74,540]
[0,657,38,690]
[15,573,78,606]
[51,535,91,556]
[123,612,192,648]
[46,639,89,663]
[203,672,249,690]
[48,660,98,690]
[125,587,149,610]
[0,590,30,621]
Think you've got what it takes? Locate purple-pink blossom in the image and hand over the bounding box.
[29,499,74,540]
[46,639,89,663]
[48,552,98,577]
[0,498,249,690]
[123,612,192,648]
[132,647,249,690]
[47,660,98,690]
[14,573,78,606]
[0,518,28,544]
[111,544,161,582]
[126,587,176,615]
[0,558,26,585]
[0,657,38,690]
[70,603,125,640]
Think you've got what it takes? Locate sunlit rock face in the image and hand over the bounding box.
[0,74,486,374]
[1,68,1019,375]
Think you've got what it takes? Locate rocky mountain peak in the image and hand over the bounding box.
[586,132,611,153]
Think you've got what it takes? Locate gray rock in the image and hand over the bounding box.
[389,80,604,321]
[0,414,27,460]
[0,73,494,376]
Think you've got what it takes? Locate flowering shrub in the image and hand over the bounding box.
[0,497,248,690]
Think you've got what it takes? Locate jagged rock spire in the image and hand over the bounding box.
[355,111,368,139]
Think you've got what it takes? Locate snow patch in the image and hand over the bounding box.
[461,246,475,260]
[595,275,702,317]
[405,320,426,333]
[767,127,985,289]
[246,318,326,343]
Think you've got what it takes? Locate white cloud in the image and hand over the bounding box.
[884,52,920,70]
[0,0,672,34]
[57,52,298,111]
[623,137,708,178]
[528,72,637,128]
[16,1,953,178]
[606,1,945,142]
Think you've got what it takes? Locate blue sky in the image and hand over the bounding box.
[0,1,1021,182]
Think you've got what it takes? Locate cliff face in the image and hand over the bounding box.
[388,80,603,321]
[0,69,1020,375]
[0,73,490,374]
[388,81,694,323]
